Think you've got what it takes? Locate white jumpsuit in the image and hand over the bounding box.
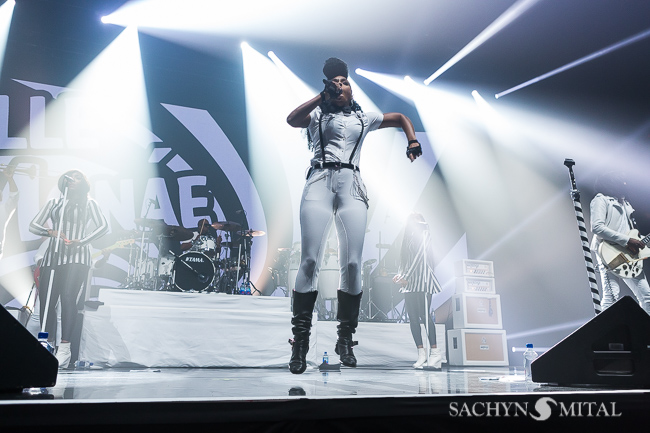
[294,107,383,296]
[590,193,650,314]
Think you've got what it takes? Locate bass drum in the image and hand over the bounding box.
[173,251,215,292]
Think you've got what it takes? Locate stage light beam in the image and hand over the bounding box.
[495,27,650,99]
[424,0,540,85]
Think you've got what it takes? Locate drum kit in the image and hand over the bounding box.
[123,218,265,294]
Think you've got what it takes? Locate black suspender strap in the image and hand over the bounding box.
[318,113,326,166]
[348,112,365,164]
[316,110,364,168]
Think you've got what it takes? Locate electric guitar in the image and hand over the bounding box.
[92,239,135,259]
[597,229,650,278]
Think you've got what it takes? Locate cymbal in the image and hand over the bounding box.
[238,229,266,237]
[212,221,241,231]
[161,225,194,241]
[376,243,392,249]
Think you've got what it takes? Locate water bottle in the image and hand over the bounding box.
[322,351,329,365]
[74,360,94,369]
[37,332,54,354]
[523,343,538,382]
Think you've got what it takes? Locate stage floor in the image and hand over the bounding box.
[2,366,649,431]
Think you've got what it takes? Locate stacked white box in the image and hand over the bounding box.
[455,276,496,294]
[447,329,509,366]
[452,293,502,329]
[448,260,508,366]
[455,259,494,278]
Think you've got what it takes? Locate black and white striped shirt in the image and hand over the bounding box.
[29,197,108,267]
[398,230,442,294]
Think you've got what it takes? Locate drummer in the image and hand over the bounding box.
[180,218,222,253]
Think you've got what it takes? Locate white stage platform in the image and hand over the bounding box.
[80,289,446,368]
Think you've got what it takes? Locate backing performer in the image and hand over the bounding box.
[180,218,221,254]
[286,57,423,374]
[590,172,650,314]
[29,170,108,368]
[393,213,443,369]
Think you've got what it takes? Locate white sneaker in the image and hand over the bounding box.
[426,347,442,369]
[55,342,71,369]
[413,347,427,369]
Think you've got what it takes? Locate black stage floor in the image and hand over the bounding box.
[1,365,648,432]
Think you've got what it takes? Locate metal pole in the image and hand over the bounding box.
[564,159,602,316]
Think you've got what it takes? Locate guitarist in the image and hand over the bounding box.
[590,172,650,314]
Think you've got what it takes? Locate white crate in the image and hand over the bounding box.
[455,276,496,294]
[452,293,502,329]
[455,259,494,277]
[447,329,509,366]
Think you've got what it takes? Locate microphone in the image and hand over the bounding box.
[64,174,74,182]
[323,79,342,97]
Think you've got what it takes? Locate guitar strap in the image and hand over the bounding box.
[622,200,637,230]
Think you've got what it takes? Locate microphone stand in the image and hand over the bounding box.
[239,210,260,295]
[132,200,154,289]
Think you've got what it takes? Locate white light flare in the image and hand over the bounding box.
[0,0,17,76]
[242,45,312,246]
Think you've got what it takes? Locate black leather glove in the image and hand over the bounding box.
[406,140,422,159]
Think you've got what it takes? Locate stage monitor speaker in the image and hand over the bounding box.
[0,306,58,392]
[531,296,650,387]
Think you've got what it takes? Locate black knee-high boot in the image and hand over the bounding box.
[335,290,362,367]
[289,291,318,374]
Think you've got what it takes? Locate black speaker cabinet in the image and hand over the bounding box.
[531,296,650,387]
[0,306,58,392]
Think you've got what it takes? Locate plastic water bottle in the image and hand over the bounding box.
[37,332,54,354]
[74,360,94,369]
[523,343,538,382]
[322,351,329,365]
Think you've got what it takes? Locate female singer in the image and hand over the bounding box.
[29,170,108,368]
[286,58,423,374]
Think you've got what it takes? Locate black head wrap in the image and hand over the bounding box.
[323,57,348,80]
